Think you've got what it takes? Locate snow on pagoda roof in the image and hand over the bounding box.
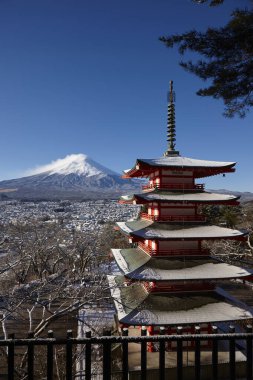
[123,155,235,174]
[108,276,253,326]
[116,220,246,240]
[111,248,252,281]
[139,156,235,169]
[121,191,239,203]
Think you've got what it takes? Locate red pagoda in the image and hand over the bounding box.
[108,82,253,343]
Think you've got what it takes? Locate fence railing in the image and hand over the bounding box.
[2,326,253,380]
[138,241,210,256]
[140,213,206,222]
[142,183,205,191]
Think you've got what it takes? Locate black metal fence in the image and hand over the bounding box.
[2,325,253,380]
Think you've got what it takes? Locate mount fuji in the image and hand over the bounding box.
[0,154,140,200]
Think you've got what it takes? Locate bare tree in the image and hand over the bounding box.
[0,220,116,378]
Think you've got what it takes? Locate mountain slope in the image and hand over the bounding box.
[0,154,139,200]
[208,189,253,203]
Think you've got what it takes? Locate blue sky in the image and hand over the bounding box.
[0,0,252,192]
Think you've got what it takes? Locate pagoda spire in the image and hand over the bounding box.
[164,81,180,156]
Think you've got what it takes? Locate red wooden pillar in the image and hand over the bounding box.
[147,326,155,352]
[156,240,159,255]
[198,240,201,253]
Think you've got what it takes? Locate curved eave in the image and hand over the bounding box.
[111,248,252,281]
[123,167,235,179]
[123,157,236,179]
[116,221,247,241]
[108,276,253,326]
[120,192,240,205]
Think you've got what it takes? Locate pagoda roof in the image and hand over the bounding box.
[111,248,252,281]
[108,276,253,326]
[117,220,246,240]
[123,155,236,178]
[120,190,239,204]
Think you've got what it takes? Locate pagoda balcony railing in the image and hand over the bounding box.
[138,242,209,256]
[141,213,206,222]
[142,183,205,191]
[2,327,253,379]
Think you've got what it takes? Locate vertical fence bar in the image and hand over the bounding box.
[85,331,91,380]
[177,327,183,380]
[47,330,54,380]
[212,326,218,380]
[195,326,201,380]
[229,325,236,380]
[141,327,147,380]
[8,333,15,380]
[122,328,129,380]
[103,329,111,380]
[159,327,165,380]
[66,330,73,380]
[27,331,34,380]
[246,325,253,380]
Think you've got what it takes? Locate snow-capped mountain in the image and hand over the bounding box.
[26,154,118,177]
[0,154,139,200]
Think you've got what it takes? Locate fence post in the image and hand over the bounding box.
[27,331,34,380]
[159,327,165,380]
[229,325,236,380]
[141,326,147,380]
[195,326,201,380]
[212,326,218,380]
[66,330,73,380]
[103,329,111,380]
[47,330,54,380]
[246,325,253,380]
[122,328,129,380]
[177,326,183,380]
[85,331,92,380]
[8,333,15,380]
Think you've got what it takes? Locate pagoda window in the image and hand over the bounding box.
[151,241,157,250]
[154,208,159,216]
[144,239,149,246]
[148,207,152,215]
[149,282,155,289]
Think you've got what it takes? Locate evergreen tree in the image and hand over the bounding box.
[160,2,253,117]
[192,0,224,5]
